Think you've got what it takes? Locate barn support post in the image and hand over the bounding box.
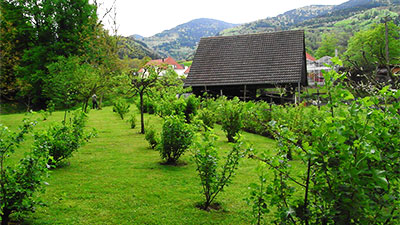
[244,85,247,101]
[220,89,223,96]
[298,82,301,104]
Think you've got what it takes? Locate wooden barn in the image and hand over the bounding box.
[184,30,308,102]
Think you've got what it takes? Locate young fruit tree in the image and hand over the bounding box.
[192,131,249,210]
[128,66,163,134]
[0,119,48,225]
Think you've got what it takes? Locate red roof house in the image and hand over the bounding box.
[139,57,184,72]
[306,52,316,61]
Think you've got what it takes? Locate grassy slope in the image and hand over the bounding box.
[0,107,280,224]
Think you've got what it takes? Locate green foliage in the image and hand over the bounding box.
[158,116,194,164]
[113,99,130,120]
[219,97,243,142]
[135,96,155,114]
[246,163,270,225]
[241,101,273,138]
[192,131,248,210]
[145,127,159,150]
[117,37,160,60]
[156,97,186,118]
[184,95,199,123]
[46,56,107,112]
[315,32,339,58]
[127,114,137,129]
[344,21,400,70]
[253,61,400,224]
[34,111,93,165]
[345,22,400,66]
[195,108,217,130]
[128,66,161,134]
[0,118,48,224]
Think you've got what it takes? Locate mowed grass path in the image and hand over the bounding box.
[1,107,277,224]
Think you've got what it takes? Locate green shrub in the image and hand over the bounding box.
[34,111,94,165]
[145,127,159,149]
[156,96,186,118]
[184,95,199,123]
[241,101,273,137]
[158,115,194,164]
[135,96,155,114]
[113,99,130,120]
[246,163,270,225]
[0,119,49,224]
[253,61,400,224]
[219,97,243,142]
[127,113,137,129]
[196,108,216,130]
[192,131,248,210]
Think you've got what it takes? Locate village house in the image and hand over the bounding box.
[306,54,333,86]
[139,57,188,77]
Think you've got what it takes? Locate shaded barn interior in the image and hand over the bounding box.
[184,30,308,102]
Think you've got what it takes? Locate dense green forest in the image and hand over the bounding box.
[0,0,121,111]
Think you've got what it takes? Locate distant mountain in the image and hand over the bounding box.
[219,5,335,36]
[139,18,237,60]
[333,0,389,10]
[117,36,161,60]
[218,0,400,55]
[123,0,400,60]
[219,0,399,36]
[130,34,144,40]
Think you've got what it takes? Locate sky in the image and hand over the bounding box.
[97,0,349,37]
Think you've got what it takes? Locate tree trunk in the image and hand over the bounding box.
[1,210,11,225]
[140,92,145,134]
[98,93,104,110]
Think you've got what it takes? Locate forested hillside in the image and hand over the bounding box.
[138,18,237,60]
[219,0,400,56]
[117,36,161,60]
[129,0,399,60]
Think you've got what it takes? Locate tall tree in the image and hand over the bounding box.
[1,0,99,109]
[0,1,32,103]
[343,21,400,96]
[315,33,339,59]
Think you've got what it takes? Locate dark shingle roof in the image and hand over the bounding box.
[184,30,307,87]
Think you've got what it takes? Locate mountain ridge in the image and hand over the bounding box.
[124,0,400,60]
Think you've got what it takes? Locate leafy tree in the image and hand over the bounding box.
[344,21,400,96]
[46,56,101,111]
[246,163,269,225]
[128,66,162,134]
[0,119,49,225]
[0,0,31,103]
[1,0,120,110]
[315,32,339,59]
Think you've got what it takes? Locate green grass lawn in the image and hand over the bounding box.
[1,107,280,224]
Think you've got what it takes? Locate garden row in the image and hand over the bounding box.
[2,61,399,224]
[112,61,400,224]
